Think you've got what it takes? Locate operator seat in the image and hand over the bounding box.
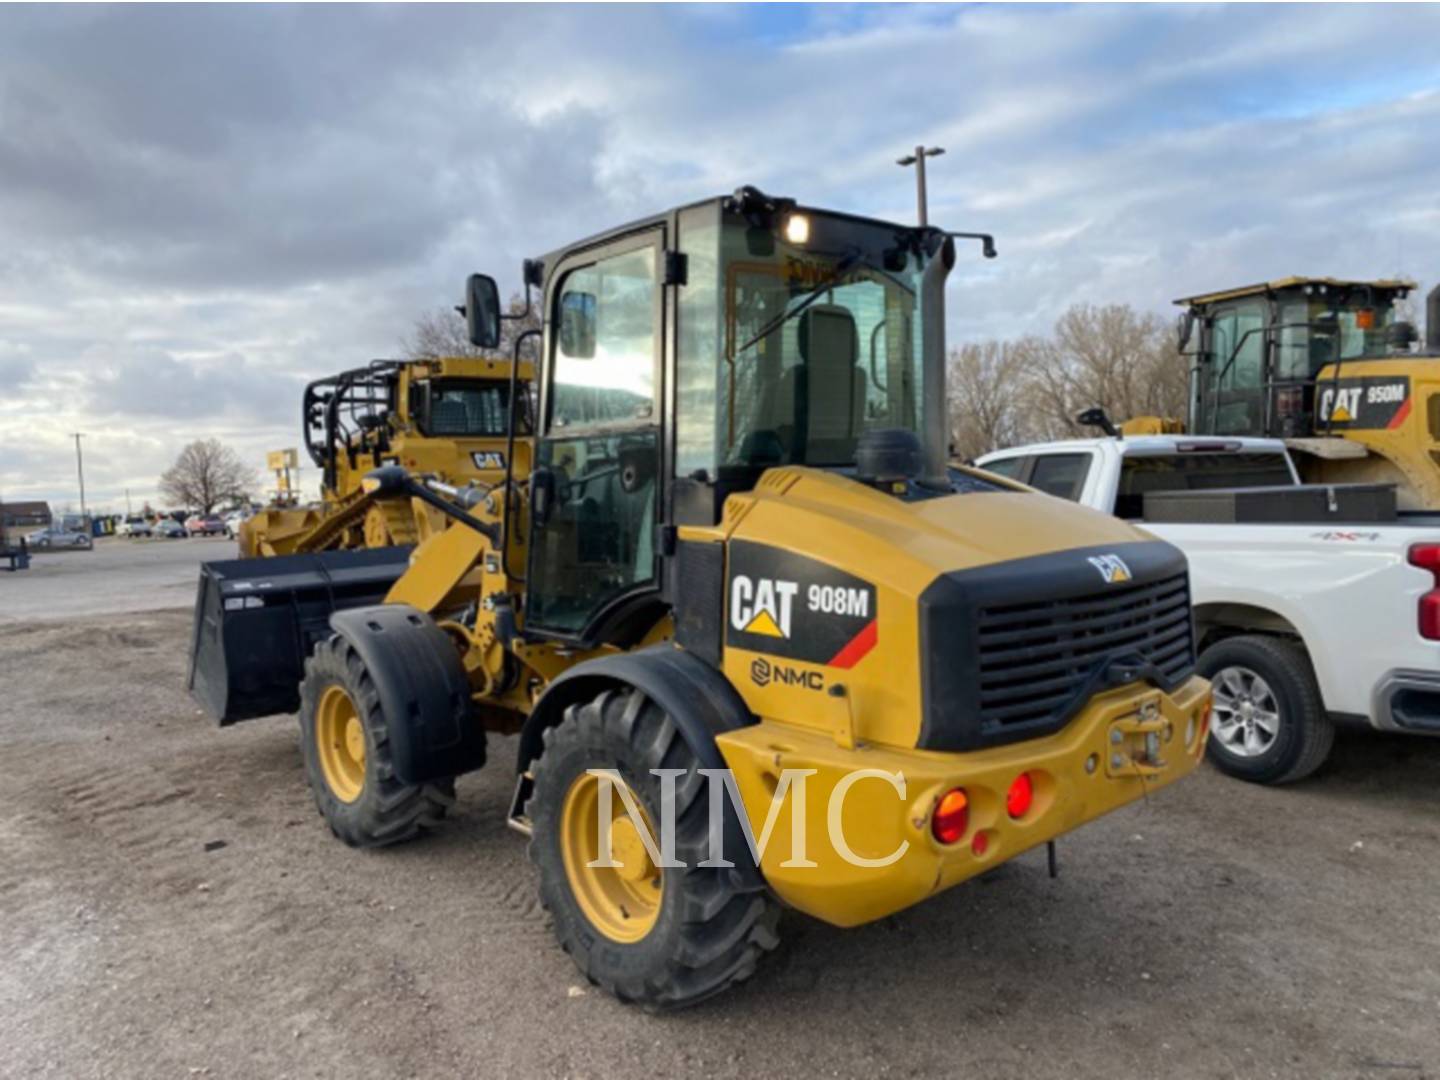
[778,305,867,464]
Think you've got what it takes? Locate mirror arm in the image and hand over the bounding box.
[945,231,998,259]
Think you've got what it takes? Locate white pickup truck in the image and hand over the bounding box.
[975,434,1440,784]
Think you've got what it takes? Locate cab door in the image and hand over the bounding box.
[1201,300,1267,435]
[524,229,665,642]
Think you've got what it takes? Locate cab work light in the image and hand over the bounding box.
[931,788,969,845]
[1408,543,1440,639]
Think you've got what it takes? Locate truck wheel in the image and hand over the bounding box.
[527,687,780,1009]
[1198,635,1334,785]
[298,636,455,847]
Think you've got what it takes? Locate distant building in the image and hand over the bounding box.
[0,501,52,529]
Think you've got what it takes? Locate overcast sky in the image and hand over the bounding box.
[2,3,1438,512]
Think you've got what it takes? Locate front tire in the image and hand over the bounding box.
[527,687,780,1009]
[298,636,457,847]
[1198,635,1334,784]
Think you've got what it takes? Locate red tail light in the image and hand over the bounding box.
[1006,773,1034,819]
[1408,544,1440,640]
[932,788,969,845]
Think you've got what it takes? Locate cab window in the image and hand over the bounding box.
[980,456,1027,480]
[1028,453,1091,501]
[550,247,657,430]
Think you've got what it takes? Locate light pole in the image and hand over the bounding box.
[896,145,945,227]
[72,433,87,525]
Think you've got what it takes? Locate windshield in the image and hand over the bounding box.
[1277,293,1399,380]
[674,205,932,478]
[421,379,525,438]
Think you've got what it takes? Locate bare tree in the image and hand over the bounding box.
[946,339,1040,460]
[1019,303,1186,439]
[159,439,259,514]
[402,293,541,363]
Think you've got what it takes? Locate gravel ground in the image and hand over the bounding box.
[2,543,1438,1079]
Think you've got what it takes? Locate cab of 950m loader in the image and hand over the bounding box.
[191,185,1212,1010]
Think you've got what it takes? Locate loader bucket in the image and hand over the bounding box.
[187,546,412,724]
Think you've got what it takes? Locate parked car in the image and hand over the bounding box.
[222,510,249,539]
[185,514,227,537]
[26,526,92,549]
[117,518,154,538]
[976,433,1440,784]
[153,519,187,539]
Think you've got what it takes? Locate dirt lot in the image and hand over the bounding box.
[2,543,1439,1079]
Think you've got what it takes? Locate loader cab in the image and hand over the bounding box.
[512,189,948,644]
[1182,277,1413,438]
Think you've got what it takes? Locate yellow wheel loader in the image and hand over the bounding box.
[241,354,534,556]
[190,186,1211,1008]
[1176,277,1440,510]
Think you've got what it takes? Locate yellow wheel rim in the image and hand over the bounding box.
[559,772,663,943]
[316,685,366,804]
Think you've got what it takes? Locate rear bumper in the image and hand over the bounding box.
[715,675,1211,928]
[1373,669,1440,735]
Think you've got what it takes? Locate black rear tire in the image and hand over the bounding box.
[1198,634,1334,785]
[298,636,458,847]
[527,686,780,1010]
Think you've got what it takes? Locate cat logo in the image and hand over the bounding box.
[1087,553,1132,584]
[471,451,505,469]
[730,575,799,639]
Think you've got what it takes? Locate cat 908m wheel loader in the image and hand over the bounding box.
[190,186,1212,1008]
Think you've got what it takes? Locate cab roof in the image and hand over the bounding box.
[978,434,1290,460]
[1174,276,1416,308]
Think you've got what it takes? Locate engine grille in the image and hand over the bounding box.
[974,572,1194,733]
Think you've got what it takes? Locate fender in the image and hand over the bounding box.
[329,604,487,784]
[518,645,765,888]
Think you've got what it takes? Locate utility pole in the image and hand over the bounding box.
[125,487,132,516]
[896,145,945,227]
[72,433,87,524]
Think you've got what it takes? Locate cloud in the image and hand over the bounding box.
[1,4,1437,507]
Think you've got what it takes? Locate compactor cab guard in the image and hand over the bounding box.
[1177,277,1440,509]
[191,186,1212,1009]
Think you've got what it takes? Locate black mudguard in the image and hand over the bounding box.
[329,604,486,785]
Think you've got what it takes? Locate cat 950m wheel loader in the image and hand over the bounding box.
[190,186,1212,1008]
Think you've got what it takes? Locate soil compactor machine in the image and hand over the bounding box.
[1176,277,1440,509]
[241,354,534,556]
[191,187,1212,1008]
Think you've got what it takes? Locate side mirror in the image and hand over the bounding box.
[361,465,411,498]
[530,467,557,528]
[559,292,597,358]
[1176,310,1196,351]
[465,273,502,350]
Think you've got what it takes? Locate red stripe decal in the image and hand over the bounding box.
[1388,396,1412,430]
[827,618,878,669]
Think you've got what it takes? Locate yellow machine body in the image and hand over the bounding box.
[241,356,533,556]
[196,189,1212,1006]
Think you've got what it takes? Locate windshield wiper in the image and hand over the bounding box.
[734,250,865,357]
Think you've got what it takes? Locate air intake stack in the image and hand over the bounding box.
[1427,284,1440,354]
